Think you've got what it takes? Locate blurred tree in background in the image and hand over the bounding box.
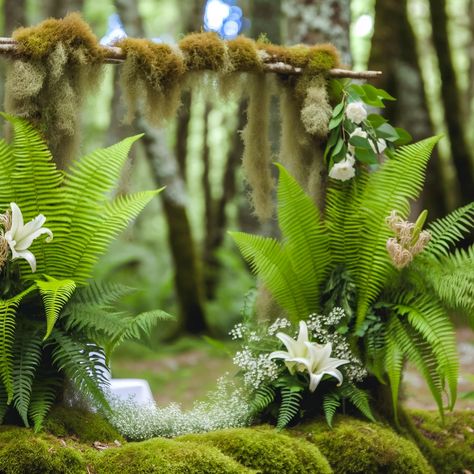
[0,0,473,341]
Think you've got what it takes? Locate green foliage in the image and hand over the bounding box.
[0,115,165,430]
[276,387,303,430]
[251,385,275,415]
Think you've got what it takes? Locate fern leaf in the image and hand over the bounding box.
[340,384,375,422]
[68,281,134,308]
[351,136,441,330]
[12,326,43,426]
[251,384,276,415]
[28,368,61,432]
[36,276,76,340]
[230,232,310,322]
[384,329,404,420]
[0,137,14,209]
[50,330,110,412]
[275,163,331,310]
[0,114,64,278]
[0,285,36,403]
[323,391,341,427]
[276,387,303,429]
[50,190,161,284]
[393,296,459,409]
[426,203,474,258]
[389,316,445,418]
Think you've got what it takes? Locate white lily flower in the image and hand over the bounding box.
[4,203,53,272]
[270,321,349,392]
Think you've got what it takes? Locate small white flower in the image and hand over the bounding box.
[329,158,356,182]
[3,203,53,272]
[270,321,349,392]
[345,102,367,124]
[372,138,387,154]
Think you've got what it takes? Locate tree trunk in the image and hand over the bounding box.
[369,0,448,219]
[428,0,474,205]
[43,0,84,18]
[283,0,351,66]
[251,0,282,43]
[115,0,208,334]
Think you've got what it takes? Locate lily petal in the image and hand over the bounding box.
[297,320,309,345]
[14,249,37,272]
[269,350,291,360]
[323,368,345,386]
[9,202,23,235]
[309,372,324,392]
[15,226,53,250]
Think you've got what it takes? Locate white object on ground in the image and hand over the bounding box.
[109,379,155,406]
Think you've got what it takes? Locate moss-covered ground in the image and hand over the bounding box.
[1,407,473,473]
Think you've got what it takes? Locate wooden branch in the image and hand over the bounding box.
[0,38,382,78]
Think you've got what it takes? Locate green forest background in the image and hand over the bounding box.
[0,0,472,408]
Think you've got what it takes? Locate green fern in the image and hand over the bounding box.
[347,136,441,330]
[340,384,375,422]
[12,326,43,426]
[28,367,62,432]
[322,391,342,427]
[36,276,76,340]
[276,387,303,430]
[0,382,7,424]
[251,384,276,415]
[0,285,36,402]
[384,330,404,420]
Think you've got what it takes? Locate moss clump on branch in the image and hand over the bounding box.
[118,38,186,124]
[179,32,227,72]
[407,409,474,473]
[296,416,433,474]
[227,36,262,72]
[6,13,104,169]
[179,426,332,474]
[241,74,275,221]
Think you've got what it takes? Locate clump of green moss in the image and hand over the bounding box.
[241,74,274,221]
[43,406,124,444]
[118,38,186,124]
[227,36,262,72]
[307,44,340,73]
[407,409,474,473]
[296,416,433,474]
[0,426,86,474]
[179,32,227,72]
[179,426,332,474]
[92,437,251,474]
[6,13,104,169]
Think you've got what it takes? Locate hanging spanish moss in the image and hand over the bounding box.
[241,74,275,221]
[5,13,105,168]
[118,38,186,125]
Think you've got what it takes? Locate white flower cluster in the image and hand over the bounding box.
[306,310,367,383]
[229,322,246,340]
[233,348,279,389]
[107,377,253,441]
[267,317,291,336]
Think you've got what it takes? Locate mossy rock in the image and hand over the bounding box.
[91,438,252,474]
[408,409,474,473]
[179,426,332,474]
[0,426,86,474]
[43,406,124,443]
[295,416,433,474]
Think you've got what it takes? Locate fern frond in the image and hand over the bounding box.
[49,190,161,284]
[0,138,14,209]
[384,329,404,420]
[251,384,276,415]
[340,384,375,422]
[50,330,110,412]
[322,391,341,427]
[393,295,459,408]
[389,316,445,418]
[230,232,310,321]
[276,387,303,429]
[36,276,76,340]
[426,203,474,258]
[105,309,172,357]
[12,326,43,426]
[28,367,61,432]
[275,163,331,309]
[0,114,64,278]
[0,285,36,403]
[68,281,135,308]
[350,136,441,330]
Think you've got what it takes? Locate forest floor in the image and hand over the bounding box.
[112,327,473,411]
